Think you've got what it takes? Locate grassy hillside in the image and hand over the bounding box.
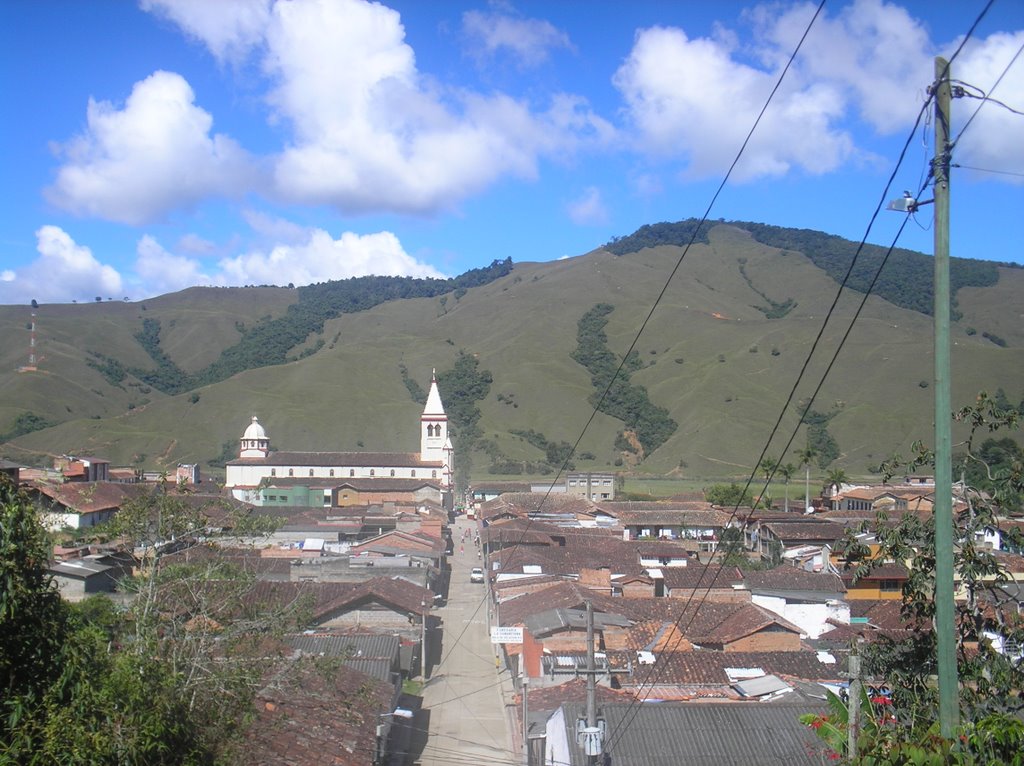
[1,223,1020,482]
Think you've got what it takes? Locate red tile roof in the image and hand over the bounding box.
[246,660,394,765]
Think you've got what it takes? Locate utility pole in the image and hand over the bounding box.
[421,600,428,679]
[848,638,862,762]
[522,675,530,766]
[577,600,603,766]
[931,55,958,739]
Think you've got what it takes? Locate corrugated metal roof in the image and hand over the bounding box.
[558,700,827,765]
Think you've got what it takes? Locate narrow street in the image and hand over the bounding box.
[411,516,518,766]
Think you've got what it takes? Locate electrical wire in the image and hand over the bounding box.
[952,163,1024,178]
[604,1,998,753]
[466,0,828,670]
[438,0,1002,760]
[950,40,1024,147]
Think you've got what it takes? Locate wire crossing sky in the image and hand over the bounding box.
[1,0,1021,305]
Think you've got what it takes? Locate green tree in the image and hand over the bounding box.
[777,462,796,512]
[825,467,849,494]
[0,477,71,747]
[705,483,755,508]
[796,445,818,513]
[824,392,1024,762]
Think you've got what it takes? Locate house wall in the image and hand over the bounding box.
[53,572,118,598]
[620,580,655,598]
[228,463,444,490]
[639,555,688,567]
[319,610,414,631]
[724,629,801,652]
[845,583,902,600]
[45,509,116,531]
[751,595,849,639]
[666,587,750,603]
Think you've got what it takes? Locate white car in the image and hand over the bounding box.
[470,567,485,583]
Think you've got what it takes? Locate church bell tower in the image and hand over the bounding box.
[420,370,448,464]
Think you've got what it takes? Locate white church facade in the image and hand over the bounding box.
[225,372,454,507]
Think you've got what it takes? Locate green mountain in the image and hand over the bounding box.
[1,221,1021,481]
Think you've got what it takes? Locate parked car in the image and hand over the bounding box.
[470,567,484,583]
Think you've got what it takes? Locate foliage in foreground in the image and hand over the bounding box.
[807,392,1024,763]
[0,479,290,765]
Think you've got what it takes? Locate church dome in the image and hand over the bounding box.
[243,416,267,441]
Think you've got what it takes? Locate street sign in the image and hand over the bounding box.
[490,626,524,644]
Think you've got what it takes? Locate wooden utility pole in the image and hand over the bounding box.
[932,55,959,738]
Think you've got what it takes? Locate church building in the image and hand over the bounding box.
[225,372,454,508]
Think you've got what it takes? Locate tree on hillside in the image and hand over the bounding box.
[757,456,778,509]
[778,462,796,512]
[795,446,817,513]
[824,467,849,495]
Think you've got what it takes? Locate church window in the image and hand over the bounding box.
[390,469,395,477]
[309,469,314,477]
[329,469,334,477]
[411,470,416,478]
[350,469,355,477]
[289,469,294,477]
[370,470,375,477]
[432,470,437,478]
[271,469,276,477]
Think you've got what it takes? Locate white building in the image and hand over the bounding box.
[225,371,453,506]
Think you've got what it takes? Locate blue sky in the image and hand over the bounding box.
[1,0,1021,304]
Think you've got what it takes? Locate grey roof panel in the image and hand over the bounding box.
[558,701,827,766]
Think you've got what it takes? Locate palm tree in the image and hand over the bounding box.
[778,462,796,512]
[825,467,849,494]
[758,456,778,508]
[796,446,818,513]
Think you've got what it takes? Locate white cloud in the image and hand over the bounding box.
[46,71,257,225]
[462,7,573,68]
[133,0,611,216]
[176,233,217,255]
[567,186,609,225]
[242,209,310,244]
[952,31,1024,183]
[135,235,212,295]
[613,24,853,181]
[0,226,124,305]
[217,228,446,285]
[140,0,272,63]
[260,0,608,213]
[750,0,932,134]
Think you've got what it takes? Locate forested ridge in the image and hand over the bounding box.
[605,219,1007,316]
[89,258,513,395]
[572,303,677,457]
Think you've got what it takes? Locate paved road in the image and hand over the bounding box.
[412,517,517,766]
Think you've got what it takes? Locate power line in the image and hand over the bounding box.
[952,163,1024,178]
[605,0,997,752]
[477,0,828,653]
[951,38,1024,147]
